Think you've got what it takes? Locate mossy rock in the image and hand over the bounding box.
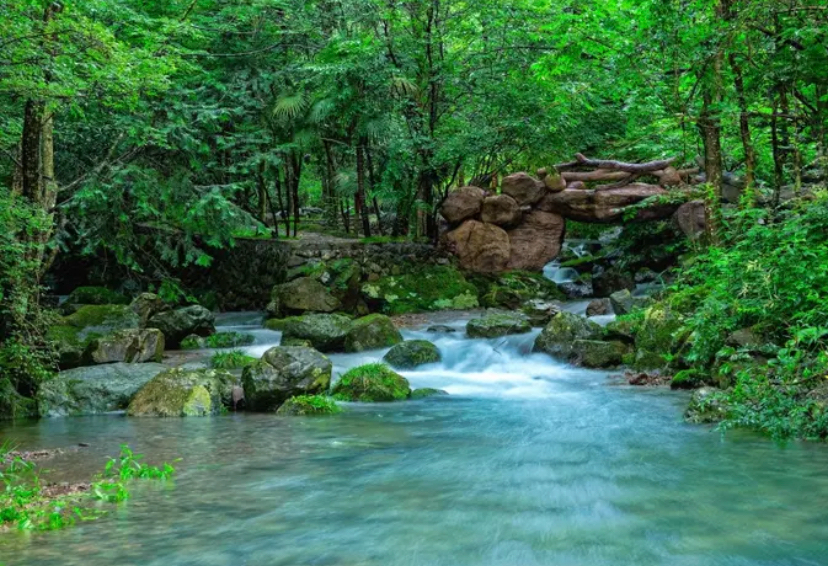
[127,368,237,417]
[332,363,411,402]
[410,388,448,399]
[0,378,37,420]
[472,271,565,310]
[181,331,254,350]
[344,314,403,352]
[466,313,531,339]
[280,314,353,353]
[383,340,442,369]
[65,286,130,307]
[242,347,332,412]
[633,302,687,370]
[571,340,629,368]
[361,265,479,315]
[267,277,342,318]
[147,305,216,349]
[48,305,141,369]
[533,312,602,359]
[264,318,288,331]
[276,395,342,416]
[87,329,165,364]
[280,336,314,348]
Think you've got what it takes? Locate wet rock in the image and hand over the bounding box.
[506,211,566,271]
[281,313,353,353]
[444,220,511,273]
[466,313,531,339]
[571,340,628,368]
[427,325,457,334]
[332,363,411,402]
[242,347,333,412]
[533,311,602,359]
[275,395,341,416]
[522,299,562,327]
[592,268,634,298]
[181,331,255,350]
[38,363,166,417]
[626,371,670,387]
[48,305,142,369]
[411,388,449,399]
[147,305,216,349]
[674,200,707,241]
[267,277,341,318]
[127,368,237,417]
[501,173,545,206]
[344,314,403,353]
[609,289,634,315]
[130,293,168,328]
[480,194,521,227]
[384,340,442,369]
[685,387,729,424]
[87,329,165,364]
[440,186,486,224]
[586,299,610,317]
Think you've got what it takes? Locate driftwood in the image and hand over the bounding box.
[573,153,677,173]
[562,170,632,183]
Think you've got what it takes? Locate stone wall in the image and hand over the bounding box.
[200,238,450,311]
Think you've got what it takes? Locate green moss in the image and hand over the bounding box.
[264,318,288,331]
[181,385,213,416]
[361,266,479,315]
[671,369,705,390]
[466,313,531,338]
[211,350,257,369]
[65,286,130,306]
[383,340,442,369]
[473,271,565,310]
[127,368,235,417]
[62,305,139,331]
[276,394,342,416]
[410,388,448,399]
[344,314,403,352]
[182,331,255,350]
[332,363,411,402]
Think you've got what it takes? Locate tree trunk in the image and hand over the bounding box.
[365,147,383,235]
[356,140,371,238]
[290,152,301,238]
[729,53,756,201]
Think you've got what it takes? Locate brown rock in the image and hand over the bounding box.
[586,299,610,317]
[440,186,486,224]
[673,200,707,241]
[502,173,545,206]
[444,220,511,273]
[481,194,521,227]
[538,184,674,223]
[506,211,565,271]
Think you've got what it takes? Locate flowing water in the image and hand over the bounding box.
[2,314,828,565]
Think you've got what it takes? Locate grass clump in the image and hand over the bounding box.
[276,395,342,416]
[211,350,256,369]
[332,363,411,402]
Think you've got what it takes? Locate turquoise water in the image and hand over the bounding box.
[2,317,828,565]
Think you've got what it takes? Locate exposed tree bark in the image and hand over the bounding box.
[562,170,632,183]
[356,138,371,237]
[572,153,678,173]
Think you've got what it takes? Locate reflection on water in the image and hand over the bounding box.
[2,318,828,566]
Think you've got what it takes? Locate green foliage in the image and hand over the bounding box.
[276,395,342,416]
[181,332,255,350]
[65,287,130,306]
[211,351,257,370]
[1,443,174,531]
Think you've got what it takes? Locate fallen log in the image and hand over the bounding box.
[574,153,677,173]
[562,170,632,183]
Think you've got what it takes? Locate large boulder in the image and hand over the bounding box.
[87,329,164,364]
[48,305,141,369]
[361,265,479,314]
[440,186,486,224]
[280,314,353,352]
[242,347,332,412]
[267,277,341,318]
[533,311,602,359]
[130,293,168,328]
[275,395,341,416]
[592,269,635,298]
[537,184,675,223]
[127,368,237,417]
[147,305,216,349]
[506,211,565,271]
[383,340,442,369]
[343,314,403,353]
[501,173,545,206]
[674,200,707,241]
[570,340,628,368]
[444,220,511,273]
[466,313,531,339]
[332,363,411,402]
[38,363,166,417]
[480,195,521,227]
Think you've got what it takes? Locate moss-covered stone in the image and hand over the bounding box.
[332,363,411,402]
[65,286,130,306]
[410,388,449,399]
[130,293,167,327]
[267,277,342,318]
[361,265,479,315]
[275,394,342,416]
[280,336,314,348]
[633,303,687,370]
[127,368,237,417]
[685,387,729,424]
[280,314,353,352]
[242,347,332,412]
[87,328,165,364]
[533,312,602,359]
[383,340,442,369]
[0,378,37,420]
[180,331,255,350]
[264,318,288,331]
[344,314,403,352]
[466,313,531,339]
[473,270,565,310]
[48,305,141,369]
[571,340,629,368]
[147,305,216,348]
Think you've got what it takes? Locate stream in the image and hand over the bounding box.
[2,312,828,565]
